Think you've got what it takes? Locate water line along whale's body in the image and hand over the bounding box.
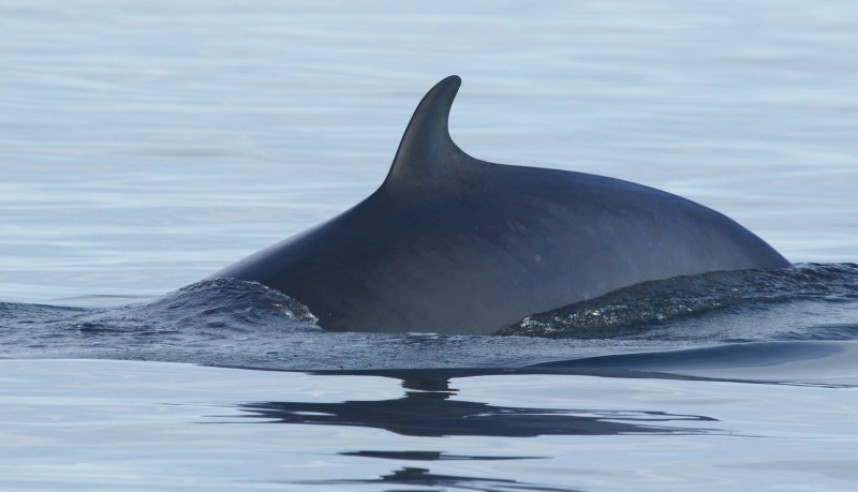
[212,76,789,335]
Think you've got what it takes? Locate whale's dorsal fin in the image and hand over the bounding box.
[382,76,473,188]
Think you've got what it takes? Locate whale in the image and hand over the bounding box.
[212,75,789,335]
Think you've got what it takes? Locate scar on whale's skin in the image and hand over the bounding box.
[211,76,789,335]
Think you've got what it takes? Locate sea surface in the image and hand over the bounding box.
[1,1,857,491]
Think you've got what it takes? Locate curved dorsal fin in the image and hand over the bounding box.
[381,75,471,188]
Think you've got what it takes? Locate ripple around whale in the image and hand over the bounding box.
[501,262,858,339]
[1,263,856,380]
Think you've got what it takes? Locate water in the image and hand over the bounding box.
[4,359,858,491]
[1,1,857,490]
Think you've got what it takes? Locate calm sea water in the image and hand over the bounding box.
[1,1,857,491]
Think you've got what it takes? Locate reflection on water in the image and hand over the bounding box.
[232,370,718,438]
[4,359,858,491]
[237,371,718,491]
[341,450,534,461]
[291,465,584,492]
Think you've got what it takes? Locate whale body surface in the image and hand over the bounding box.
[212,76,789,335]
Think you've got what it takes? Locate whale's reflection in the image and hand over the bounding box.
[232,369,718,437]
[340,450,536,461]
[291,465,584,492]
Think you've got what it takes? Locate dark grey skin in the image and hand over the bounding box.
[212,76,789,335]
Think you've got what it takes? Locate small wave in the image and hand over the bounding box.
[0,279,321,359]
[2,264,857,372]
[776,323,858,341]
[498,263,858,339]
[66,278,320,335]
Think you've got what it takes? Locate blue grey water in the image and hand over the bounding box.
[1,1,857,490]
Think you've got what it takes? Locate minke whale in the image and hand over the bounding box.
[212,75,789,335]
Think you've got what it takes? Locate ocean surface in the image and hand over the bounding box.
[1,1,857,490]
